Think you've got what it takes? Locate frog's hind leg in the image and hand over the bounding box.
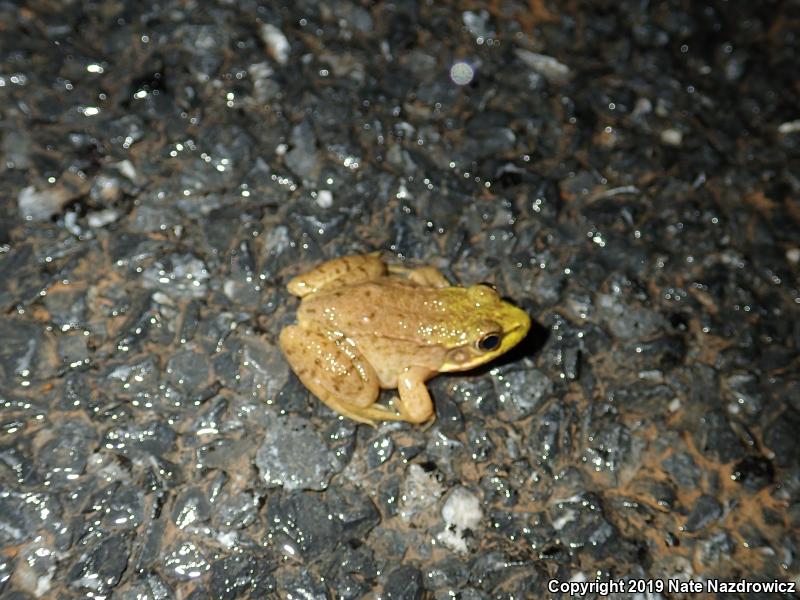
[387,264,451,288]
[279,325,405,425]
[287,254,387,297]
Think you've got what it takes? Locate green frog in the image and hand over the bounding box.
[279,254,531,425]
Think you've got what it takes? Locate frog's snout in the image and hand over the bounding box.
[501,310,531,353]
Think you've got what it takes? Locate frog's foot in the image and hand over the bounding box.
[287,254,386,297]
[396,366,436,423]
[280,325,402,426]
[388,264,451,288]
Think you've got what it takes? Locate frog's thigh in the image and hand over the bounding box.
[287,254,386,297]
[280,326,379,406]
[396,366,436,423]
[388,264,451,288]
[281,326,409,425]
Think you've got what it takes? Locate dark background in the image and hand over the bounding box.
[1,1,798,597]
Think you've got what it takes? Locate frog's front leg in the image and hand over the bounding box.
[287,254,386,297]
[396,366,436,423]
[280,325,407,425]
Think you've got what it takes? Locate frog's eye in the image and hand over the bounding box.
[477,333,501,352]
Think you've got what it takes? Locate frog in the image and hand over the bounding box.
[279,253,531,425]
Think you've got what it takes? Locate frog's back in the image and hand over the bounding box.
[297,278,471,345]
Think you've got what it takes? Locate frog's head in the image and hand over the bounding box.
[439,284,531,372]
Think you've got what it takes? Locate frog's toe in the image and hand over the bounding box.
[346,403,405,426]
[388,264,451,288]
